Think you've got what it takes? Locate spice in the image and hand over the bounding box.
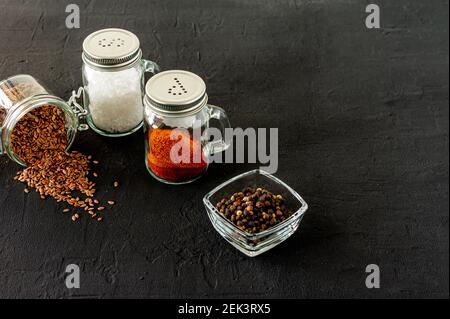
[84,66,144,133]
[147,128,208,183]
[215,187,293,234]
[10,105,110,223]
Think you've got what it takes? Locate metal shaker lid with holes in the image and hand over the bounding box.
[144,70,208,116]
[82,28,142,69]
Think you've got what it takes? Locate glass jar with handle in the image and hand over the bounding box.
[143,70,231,185]
[80,28,160,137]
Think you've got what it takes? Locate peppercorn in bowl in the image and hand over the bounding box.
[203,170,308,257]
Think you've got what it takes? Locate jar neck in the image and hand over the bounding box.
[1,95,79,166]
[144,95,209,119]
[82,49,143,72]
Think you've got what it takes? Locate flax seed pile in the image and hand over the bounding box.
[11,105,116,223]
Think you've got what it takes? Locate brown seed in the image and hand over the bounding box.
[24,188,30,194]
[93,172,98,178]
[63,209,70,213]
[108,201,115,205]
[9,106,101,225]
[97,217,104,222]
[93,161,99,164]
[114,181,119,188]
[98,207,106,211]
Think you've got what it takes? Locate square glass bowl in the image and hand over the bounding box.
[203,170,308,257]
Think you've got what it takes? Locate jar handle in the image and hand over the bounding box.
[207,104,231,154]
[142,59,161,75]
[68,87,89,132]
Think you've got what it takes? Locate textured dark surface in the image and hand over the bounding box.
[0,0,448,299]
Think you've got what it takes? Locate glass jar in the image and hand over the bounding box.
[144,70,231,185]
[81,28,160,137]
[0,74,85,166]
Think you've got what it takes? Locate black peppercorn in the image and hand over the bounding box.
[215,187,293,234]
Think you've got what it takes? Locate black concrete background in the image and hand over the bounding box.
[0,0,448,299]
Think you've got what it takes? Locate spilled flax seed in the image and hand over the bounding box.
[12,105,105,222]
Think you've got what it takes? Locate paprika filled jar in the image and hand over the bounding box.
[144,70,231,185]
[81,28,160,137]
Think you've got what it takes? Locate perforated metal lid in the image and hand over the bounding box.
[82,28,141,69]
[144,70,208,116]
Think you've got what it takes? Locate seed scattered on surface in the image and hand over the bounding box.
[97,217,104,222]
[93,161,99,164]
[72,214,80,222]
[24,188,30,194]
[63,209,70,213]
[93,172,98,178]
[98,207,106,211]
[6,104,113,224]
[114,181,119,188]
[108,201,115,205]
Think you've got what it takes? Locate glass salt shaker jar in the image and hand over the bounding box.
[80,28,160,137]
[143,70,231,185]
[0,74,86,166]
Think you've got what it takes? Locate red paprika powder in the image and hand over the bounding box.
[147,128,208,183]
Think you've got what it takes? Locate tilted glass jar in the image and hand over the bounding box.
[0,74,86,166]
[144,70,231,185]
[80,28,160,137]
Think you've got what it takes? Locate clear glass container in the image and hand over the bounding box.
[144,70,231,185]
[203,170,309,257]
[81,28,160,137]
[0,74,82,166]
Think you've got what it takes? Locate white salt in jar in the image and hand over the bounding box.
[79,28,160,137]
